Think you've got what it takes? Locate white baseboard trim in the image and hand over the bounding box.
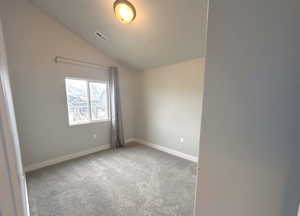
[129,138,198,163]
[24,139,197,172]
[24,144,111,172]
[125,138,136,144]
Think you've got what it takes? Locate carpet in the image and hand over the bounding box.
[26,143,197,216]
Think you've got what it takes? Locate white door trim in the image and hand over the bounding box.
[0,19,29,216]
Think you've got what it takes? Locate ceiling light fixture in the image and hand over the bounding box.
[113,0,136,24]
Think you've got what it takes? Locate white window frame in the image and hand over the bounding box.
[65,77,110,126]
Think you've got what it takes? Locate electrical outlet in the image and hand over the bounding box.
[180,137,184,143]
[93,134,97,139]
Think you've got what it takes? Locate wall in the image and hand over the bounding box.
[196,0,300,215]
[0,0,137,166]
[135,58,205,157]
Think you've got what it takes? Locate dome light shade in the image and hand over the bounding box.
[113,0,136,24]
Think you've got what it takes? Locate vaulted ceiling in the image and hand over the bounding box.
[30,0,208,71]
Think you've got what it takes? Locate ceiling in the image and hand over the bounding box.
[30,0,208,71]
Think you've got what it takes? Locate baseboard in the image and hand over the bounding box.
[24,139,197,172]
[129,138,198,163]
[125,138,136,144]
[24,144,111,172]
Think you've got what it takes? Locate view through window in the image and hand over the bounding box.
[65,78,109,125]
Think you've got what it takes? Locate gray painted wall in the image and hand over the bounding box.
[195,0,300,215]
[0,0,137,166]
[135,58,205,157]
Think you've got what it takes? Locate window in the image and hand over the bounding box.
[65,78,109,125]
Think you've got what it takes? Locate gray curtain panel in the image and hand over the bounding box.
[108,66,125,149]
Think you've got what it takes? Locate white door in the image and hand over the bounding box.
[0,19,30,216]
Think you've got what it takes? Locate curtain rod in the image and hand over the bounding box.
[54,56,110,70]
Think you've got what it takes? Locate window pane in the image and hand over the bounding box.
[65,79,90,125]
[89,82,109,121]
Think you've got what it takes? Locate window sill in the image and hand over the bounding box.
[69,119,110,127]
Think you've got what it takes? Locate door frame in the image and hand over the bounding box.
[0,18,30,216]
